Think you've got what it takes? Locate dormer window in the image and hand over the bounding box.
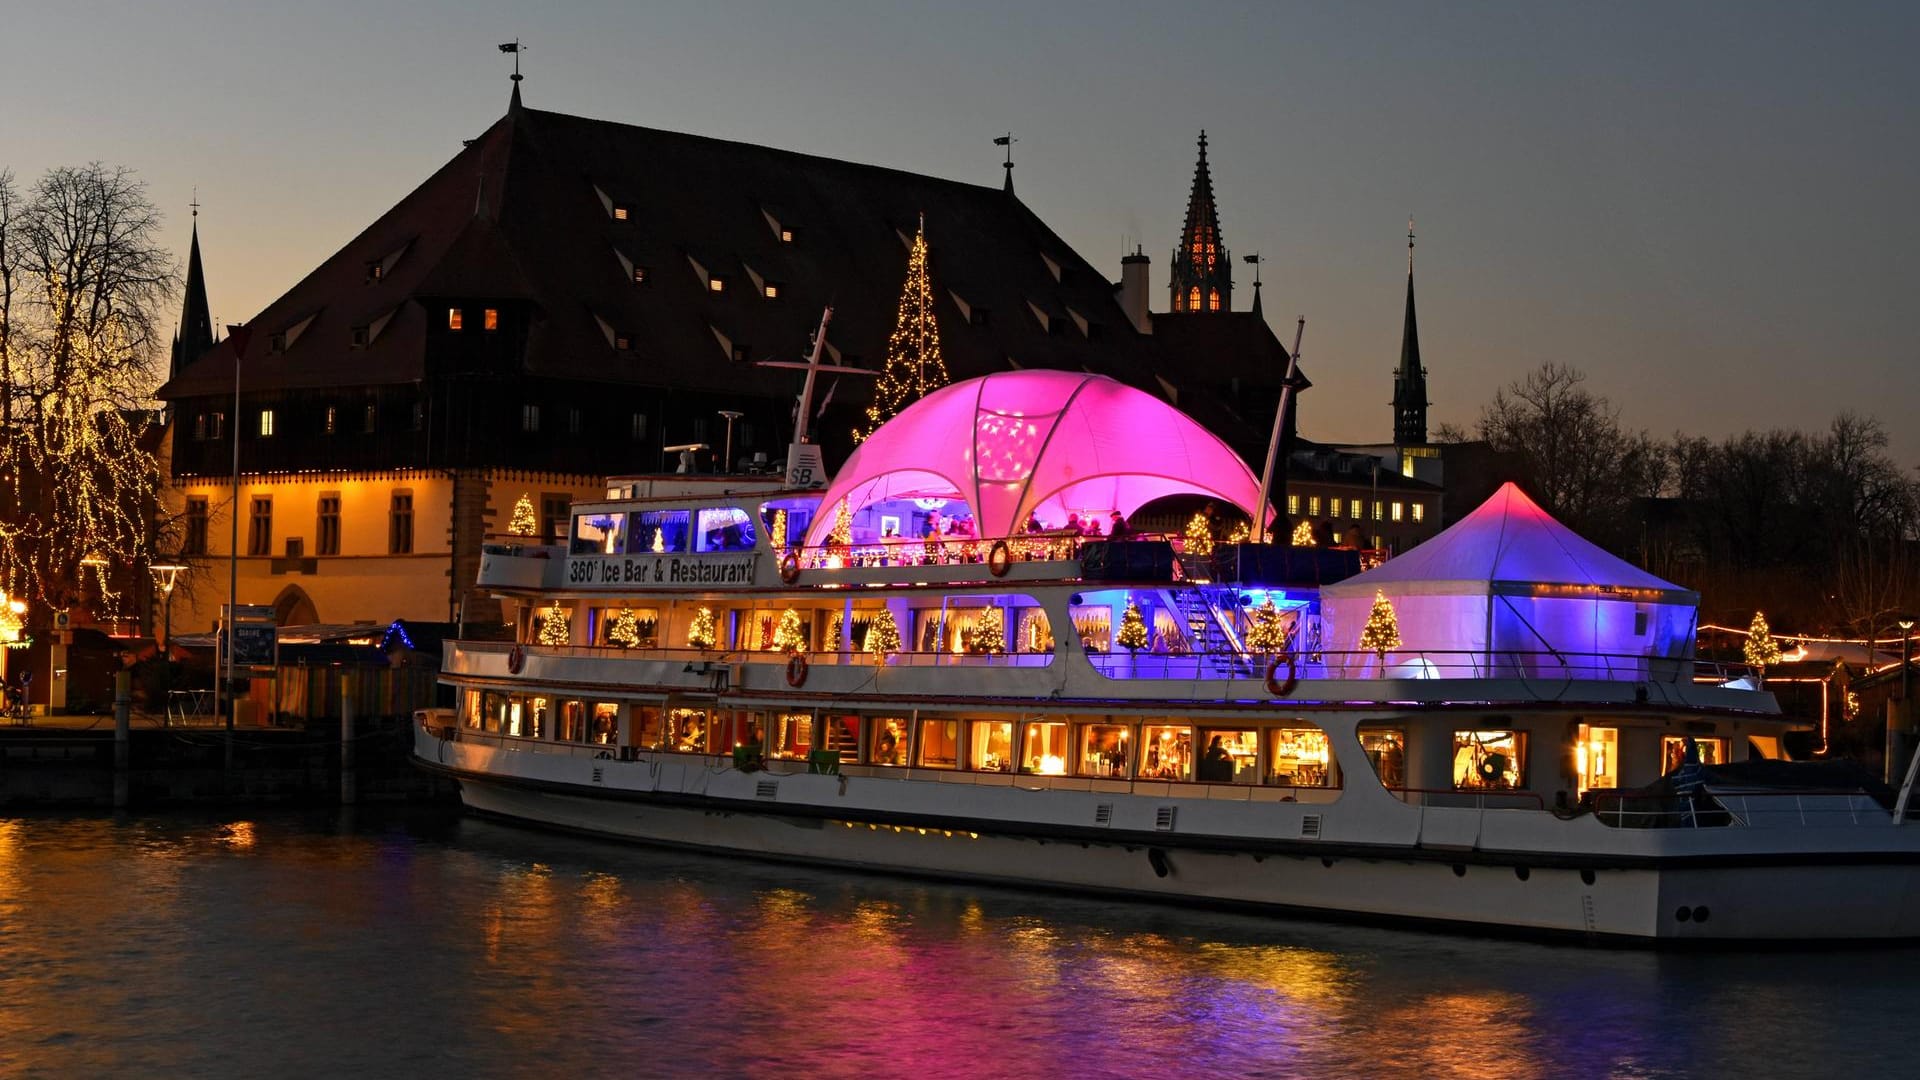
[483,308,499,332]
[365,261,384,283]
[763,282,780,299]
[614,334,632,351]
[612,206,630,221]
[708,276,726,294]
[780,228,794,243]
[268,332,287,354]
[350,326,369,348]
[732,344,750,362]
[633,266,649,285]
[448,308,464,331]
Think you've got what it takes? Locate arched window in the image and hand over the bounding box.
[1187,286,1201,310]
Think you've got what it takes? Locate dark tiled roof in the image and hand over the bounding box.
[159,97,1295,458]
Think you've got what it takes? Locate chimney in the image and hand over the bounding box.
[1118,246,1152,334]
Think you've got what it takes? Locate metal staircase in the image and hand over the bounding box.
[1163,586,1258,679]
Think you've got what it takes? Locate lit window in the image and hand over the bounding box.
[614,334,631,351]
[1307,496,1321,517]
[613,206,629,221]
[1350,500,1362,520]
[193,414,207,441]
[324,406,337,435]
[258,409,275,437]
[448,308,464,331]
[521,404,540,433]
[633,266,648,285]
[1286,494,1298,515]
[1372,501,1383,522]
[1411,503,1425,523]
[1327,498,1341,518]
[483,308,499,331]
[709,276,726,294]
[780,228,794,243]
[209,413,225,439]
[763,283,779,299]
[1391,502,1404,522]
[1453,730,1527,790]
[366,261,383,282]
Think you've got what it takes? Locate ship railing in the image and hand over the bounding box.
[1590,788,1887,828]
[1086,648,1754,685]
[466,640,1055,669]
[1387,786,1546,811]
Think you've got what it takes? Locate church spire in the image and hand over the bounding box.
[170,196,215,378]
[1392,217,1429,445]
[1168,131,1231,313]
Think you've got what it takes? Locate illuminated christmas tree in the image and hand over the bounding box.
[772,607,807,653]
[1184,512,1215,557]
[830,499,853,546]
[1359,591,1401,660]
[1116,598,1149,652]
[508,493,537,536]
[537,604,571,646]
[1244,599,1286,655]
[866,608,901,659]
[855,215,950,443]
[973,606,1006,655]
[686,606,717,650]
[1225,521,1250,544]
[770,509,788,551]
[1290,520,1316,547]
[607,607,641,649]
[1744,611,1782,672]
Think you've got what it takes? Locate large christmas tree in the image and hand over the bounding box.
[1358,591,1401,660]
[855,215,950,443]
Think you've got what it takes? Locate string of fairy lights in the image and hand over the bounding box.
[855,217,949,444]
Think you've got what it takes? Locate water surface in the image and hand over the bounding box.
[0,808,1903,1078]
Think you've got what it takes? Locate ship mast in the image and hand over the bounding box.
[758,306,873,487]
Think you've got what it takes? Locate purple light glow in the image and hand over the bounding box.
[806,371,1264,544]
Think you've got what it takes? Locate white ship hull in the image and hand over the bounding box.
[418,728,1920,944]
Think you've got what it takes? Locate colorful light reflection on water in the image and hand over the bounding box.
[0,808,1913,1079]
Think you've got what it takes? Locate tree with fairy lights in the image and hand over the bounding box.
[973,605,1006,655]
[606,607,641,649]
[537,604,571,646]
[1744,611,1782,673]
[686,606,717,651]
[866,608,901,660]
[1184,512,1215,557]
[1290,520,1316,547]
[1359,591,1401,661]
[0,165,175,613]
[1116,598,1149,652]
[855,215,949,443]
[830,499,852,547]
[508,493,537,536]
[1244,599,1286,656]
[772,606,807,653]
[770,509,788,552]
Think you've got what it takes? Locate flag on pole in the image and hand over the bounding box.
[499,42,522,53]
[992,135,1012,146]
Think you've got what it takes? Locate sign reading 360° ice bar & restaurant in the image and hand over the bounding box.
[566,553,760,588]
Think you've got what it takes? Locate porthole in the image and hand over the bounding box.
[1676,906,1693,922]
[1514,866,1530,881]
[1451,864,1467,878]
[1580,869,1597,886]
[1692,905,1711,923]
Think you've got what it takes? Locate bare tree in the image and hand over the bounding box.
[1474,362,1662,543]
[0,163,175,610]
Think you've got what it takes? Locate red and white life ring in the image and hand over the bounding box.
[987,540,1012,577]
[1265,653,1298,698]
[785,653,809,688]
[507,644,526,674]
[779,550,801,584]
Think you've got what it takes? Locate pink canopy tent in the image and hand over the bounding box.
[1319,483,1699,679]
[803,370,1264,544]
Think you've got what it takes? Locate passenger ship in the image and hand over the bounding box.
[415,370,1920,943]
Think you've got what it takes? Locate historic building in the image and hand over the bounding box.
[157,84,1298,632]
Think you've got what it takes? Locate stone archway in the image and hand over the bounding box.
[271,584,318,627]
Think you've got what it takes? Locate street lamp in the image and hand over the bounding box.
[1900,618,1914,705]
[151,563,186,713]
[717,410,743,474]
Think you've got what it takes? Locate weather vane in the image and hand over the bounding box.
[993,132,1016,185]
[499,39,526,82]
[189,187,199,219]
[1242,251,1263,290]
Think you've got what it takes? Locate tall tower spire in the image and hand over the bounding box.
[170,195,215,378]
[1168,131,1231,313]
[1392,217,1429,445]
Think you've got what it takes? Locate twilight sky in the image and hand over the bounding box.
[7,1,1917,464]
